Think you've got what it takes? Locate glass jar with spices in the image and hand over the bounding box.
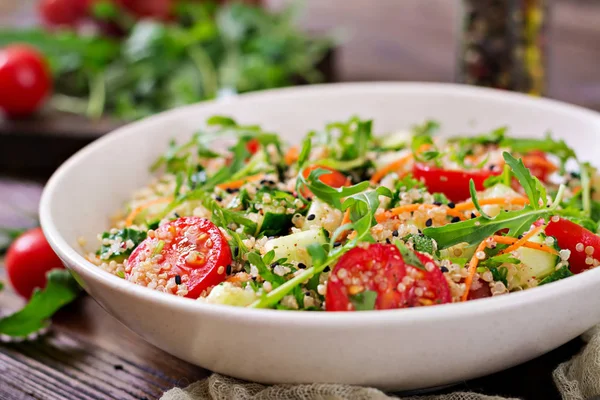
[457,0,549,96]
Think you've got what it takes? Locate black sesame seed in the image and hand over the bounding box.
[425,218,433,227]
[226,265,232,275]
[451,216,461,223]
[174,212,181,218]
[270,263,277,269]
[440,266,449,273]
[260,179,268,184]
[307,214,316,221]
[470,212,477,219]
[305,291,310,296]
[518,235,523,239]
[418,229,422,234]
[267,180,276,185]
[252,276,257,281]
[392,230,399,237]
[448,202,456,209]
[306,197,313,202]
[323,266,331,272]
[333,242,342,247]
[298,262,307,269]
[215,196,223,202]
[175,275,182,285]
[233,247,239,257]
[433,201,443,206]
[226,188,236,194]
[386,238,391,244]
[113,364,124,371]
[489,164,496,171]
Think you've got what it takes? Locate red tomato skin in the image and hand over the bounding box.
[412,163,499,203]
[39,0,87,27]
[246,139,260,154]
[523,151,556,183]
[0,45,52,117]
[300,165,349,198]
[5,227,65,299]
[126,217,231,298]
[325,244,451,311]
[117,0,172,19]
[546,218,600,274]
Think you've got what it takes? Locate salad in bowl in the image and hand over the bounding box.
[85,115,600,311]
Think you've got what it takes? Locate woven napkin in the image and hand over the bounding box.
[161,326,600,400]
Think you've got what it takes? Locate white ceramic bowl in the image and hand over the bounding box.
[40,83,600,391]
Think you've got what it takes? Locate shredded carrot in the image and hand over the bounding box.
[125,196,173,226]
[226,272,251,283]
[379,203,466,223]
[216,173,264,191]
[284,146,299,165]
[336,208,353,240]
[492,235,558,255]
[573,186,582,195]
[375,211,393,223]
[498,225,545,255]
[461,239,490,301]
[454,197,529,211]
[370,153,413,184]
[389,203,430,215]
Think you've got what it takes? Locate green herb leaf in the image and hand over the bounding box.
[500,134,576,170]
[349,290,378,311]
[484,164,512,188]
[247,252,285,286]
[97,228,147,261]
[403,234,436,255]
[393,239,425,270]
[469,179,492,219]
[0,270,80,337]
[503,152,544,209]
[412,120,440,137]
[296,167,369,209]
[539,265,573,286]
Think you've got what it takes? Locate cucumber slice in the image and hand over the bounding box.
[514,233,558,287]
[263,228,328,266]
[378,130,412,150]
[202,282,258,307]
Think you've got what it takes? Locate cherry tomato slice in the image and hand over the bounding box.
[300,165,349,198]
[6,227,65,299]
[412,163,499,203]
[522,151,557,183]
[325,243,451,311]
[545,218,600,274]
[246,138,260,155]
[0,45,52,118]
[126,217,231,298]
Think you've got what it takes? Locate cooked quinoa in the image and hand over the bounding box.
[86,116,600,311]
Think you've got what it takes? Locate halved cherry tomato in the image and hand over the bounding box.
[546,218,600,274]
[325,243,451,311]
[412,163,499,202]
[126,217,231,298]
[39,0,87,27]
[300,165,349,198]
[467,281,492,300]
[246,138,260,155]
[522,151,557,183]
[0,45,52,117]
[5,227,65,299]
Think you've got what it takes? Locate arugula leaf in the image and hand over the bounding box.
[97,228,147,261]
[424,206,549,249]
[469,179,492,219]
[393,239,425,270]
[0,270,80,337]
[349,290,378,311]
[412,120,440,137]
[489,266,509,286]
[247,251,286,286]
[296,167,369,209]
[539,265,574,286]
[411,135,441,164]
[326,117,373,161]
[503,152,545,209]
[449,126,506,147]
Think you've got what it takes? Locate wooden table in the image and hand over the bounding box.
[0,178,587,399]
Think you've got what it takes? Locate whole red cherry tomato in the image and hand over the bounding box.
[39,0,88,27]
[0,45,52,118]
[546,218,600,274]
[5,227,65,299]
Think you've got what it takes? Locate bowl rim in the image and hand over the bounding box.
[39,81,600,327]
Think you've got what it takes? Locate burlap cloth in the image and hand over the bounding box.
[162,326,600,400]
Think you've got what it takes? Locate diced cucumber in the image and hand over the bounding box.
[378,130,412,150]
[202,282,258,307]
[263,228,328,266]
[515,233,558,287]
[440,242,478,260]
